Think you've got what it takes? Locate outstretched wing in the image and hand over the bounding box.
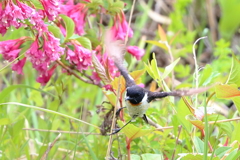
[104,31,135,87]
[147,87,210,102]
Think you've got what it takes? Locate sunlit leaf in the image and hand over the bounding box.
[199,64,220,86]
[111,70,145,93]
[0,118,11,125]
[215,84,240,111]
[102,90,117,106]
[59,14,75,41]
[227,54,240,86]
[48,25,62,39]
[92,53,111,85]
[117,120,154,139]
[193,136,204,153]
[75,37,92,50]
[141,153,164,160]
[158,24,167,41]
[146,40,168,51]
[215,146,232,158]
[162,58,180,79]
[186,115,204,130]
[182,97,195,114]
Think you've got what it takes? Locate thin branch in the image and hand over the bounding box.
[106,83,121,159]
[125,0,136,44]
[56,60,103,88]
[40,133,61,160]
[171,126,182,160]
[192,36,207,107]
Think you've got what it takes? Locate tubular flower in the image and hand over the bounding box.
[36,64,57,85]
[25,32,64,84]
[0,37,26,74]
[0,0,48,36]
[127,46,145,60]
[40,0,61,21]
[66,44,92,72]
[111,13,133,40]
[60,2,87,35]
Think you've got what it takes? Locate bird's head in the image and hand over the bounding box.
[125,85,146,104]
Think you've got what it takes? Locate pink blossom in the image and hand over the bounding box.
[0,1,24,35]
[26,32,63,83]
[16,0,48,33]
[37,64,57,85]
[0,38,25,62]
[127,46,145,60]
[66,44,92,72]
[12,57,27,75]
[60,3,87,35]
[40,0,61,21]
[111,13,133,40]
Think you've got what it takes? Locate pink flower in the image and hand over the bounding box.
[26,32,63,83]
[0,38,25,62]
[16,0,48,33]
[111,13,133,40]
[60,3,87,35]
[127,46,145,60]
[12,57,27,75]
[66,44,92,72]
[0,1,24,35]
[40,0,61,21]
[37,64,57,85]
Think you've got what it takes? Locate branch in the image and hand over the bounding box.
[56,60,103,88]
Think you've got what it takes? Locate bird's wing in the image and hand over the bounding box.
[104,31,135,87]
[147,87,210,102]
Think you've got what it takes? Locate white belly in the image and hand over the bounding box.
[125,93,149,120]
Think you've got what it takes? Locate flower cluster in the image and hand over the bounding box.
[25,32,64,83]
[0,37,26,74]
[0,0,145,86]
[0,0,47,36]
[66,43,92,72]
[60,1,87,35]
[111,13,133,41]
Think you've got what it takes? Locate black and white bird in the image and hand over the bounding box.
[105,32,209,135]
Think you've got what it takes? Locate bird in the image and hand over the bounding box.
[105,32,209,135]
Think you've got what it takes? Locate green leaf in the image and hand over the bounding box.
[48,25,62,39]
[141,153,164,160]
[199,64,220,86]
[75,37,92,50]
[117,120,154,139]
[193,136,204,153]
[225,148,240,160]
[59,14,75,41]
[186,115,204,130]
[0,84,57,103]
[215,84,240,112]
[215,146,232,158]
[227,54,240,86]
[131,154,141,160]
[146,40,168,51]
[162,58,180,79]
[108,1,124,14]
[0,118,11,125]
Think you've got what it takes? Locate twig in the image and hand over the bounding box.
[192,37,207,107]
[56,60,103,88]
[106,83,121,159]
[171,126,182,160]
[125,0,136,44]
[40,133,61,160]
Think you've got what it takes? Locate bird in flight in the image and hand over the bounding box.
[105,32,209,135]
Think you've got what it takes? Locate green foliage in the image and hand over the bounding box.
[1,0,240,159]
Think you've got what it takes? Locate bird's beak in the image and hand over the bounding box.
[125,96,131,101]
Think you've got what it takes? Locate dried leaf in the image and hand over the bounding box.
[92,53,111,85]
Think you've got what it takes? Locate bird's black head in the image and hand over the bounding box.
[125,85,145,104]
